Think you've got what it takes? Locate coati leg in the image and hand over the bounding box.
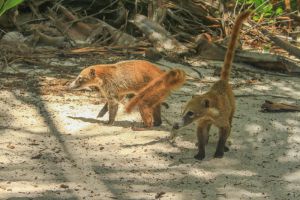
[195,124,211,147]
[214,126,230,158]
[138,105,153,127]
[153,104,162,126]
[98,95,125,118]
[107,100,119,125]
[97,103,108,118]
[225,111,234,152]
[206,124,212,145]
[194,123,211,160]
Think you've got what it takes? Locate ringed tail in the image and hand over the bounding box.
[125,69,186,113]
[220,10,251,81]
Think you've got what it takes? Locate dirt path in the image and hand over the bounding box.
[0,59,300,200]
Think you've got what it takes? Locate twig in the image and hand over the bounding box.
[236,94,299,101]
[64,0,119,25]
[261,100,300,112]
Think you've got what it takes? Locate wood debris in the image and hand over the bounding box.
[261,100,300,112]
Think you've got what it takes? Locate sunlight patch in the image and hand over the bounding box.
[245,124,262,135]
[271,82,300,96]
[285,119,300,126]
[218,186,267,199]
[290,130,300,141]
[189,169,217,180]
[252,84,272,91]
[0,181,70,195]
[216,169,256,177]
[284,170,300,183]
[271,120,288,132]
[278,148,300,162]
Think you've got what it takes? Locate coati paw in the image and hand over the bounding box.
[214,152,224,158]
[224,146,229,152]
[106,120,114,125]
[194,153,205,160]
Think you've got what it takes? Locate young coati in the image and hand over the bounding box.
[125,69,186,127]
[69,60,164,125]
[172,11,251,160]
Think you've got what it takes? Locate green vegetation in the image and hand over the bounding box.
[0,0,23,16]
[238,0,288,21]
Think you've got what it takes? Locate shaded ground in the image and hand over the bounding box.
[0,57,300,200]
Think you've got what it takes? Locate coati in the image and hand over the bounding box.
[125,69,186,127]
[69,60,164,125]
[172,11,251,160]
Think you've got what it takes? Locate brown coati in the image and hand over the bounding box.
[69,60,164,126]
[172,11,251,160]
[125,69,186,127]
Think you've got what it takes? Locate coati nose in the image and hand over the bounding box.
[172,123,180,130]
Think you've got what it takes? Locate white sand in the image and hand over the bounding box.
[0,59,299,199]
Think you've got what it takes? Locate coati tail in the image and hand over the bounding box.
[125,69,186,113]
[220,10,251,81]
[125,73,167,113]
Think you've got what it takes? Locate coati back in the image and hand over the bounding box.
[125,69,186,127]
[69,60,164,125]
[173,11,251,160]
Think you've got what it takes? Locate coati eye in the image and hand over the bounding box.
[187,111,194,117]
[203,99,210,108]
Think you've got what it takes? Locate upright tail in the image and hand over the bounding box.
[220,10,251,81]
[126,69,186,113]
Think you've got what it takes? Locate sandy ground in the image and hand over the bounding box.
[0,58,300,200]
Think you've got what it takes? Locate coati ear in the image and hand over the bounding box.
[166,70,177,84]
[169,70,177,77]
[89,68,96,78]
[203,99,210,108]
